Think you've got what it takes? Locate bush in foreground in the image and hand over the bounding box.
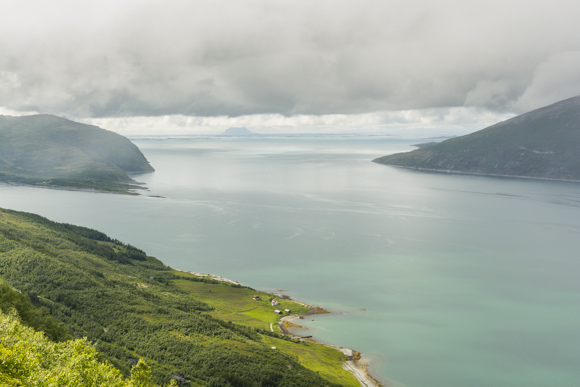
[0,310,170,387]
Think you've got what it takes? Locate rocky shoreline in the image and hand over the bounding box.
[278,299,384,387]
[178,277,385,386]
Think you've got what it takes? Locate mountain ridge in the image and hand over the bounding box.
[373,96,580,182]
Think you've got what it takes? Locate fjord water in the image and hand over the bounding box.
[1,136,580,387]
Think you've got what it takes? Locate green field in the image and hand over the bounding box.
[172,275,360,386]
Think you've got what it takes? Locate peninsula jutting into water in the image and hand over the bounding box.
[0,207,370,386]
[0,114,154,194]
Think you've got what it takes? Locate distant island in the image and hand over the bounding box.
[221,127,256,136]
[374,95,580,182]
[0,114,154,194]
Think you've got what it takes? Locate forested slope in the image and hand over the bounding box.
[0,310,161,386]
[0,208,354,386]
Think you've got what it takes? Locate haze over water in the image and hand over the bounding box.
[1,136,579,387]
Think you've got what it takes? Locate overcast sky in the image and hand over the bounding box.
[1,0,580,134]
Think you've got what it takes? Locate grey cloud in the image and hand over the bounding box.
[515,51,580,112]
[1,0,580,119]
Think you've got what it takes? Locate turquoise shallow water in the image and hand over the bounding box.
[1,136,579,386]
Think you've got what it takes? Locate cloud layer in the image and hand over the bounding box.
[1,0,580,120]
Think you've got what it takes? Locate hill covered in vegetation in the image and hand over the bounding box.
[0,114,154,193]
[374,96,580,181]
[0,310,161,386]
[0,208,358,386]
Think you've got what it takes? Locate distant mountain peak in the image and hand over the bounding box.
[221,127,256,136]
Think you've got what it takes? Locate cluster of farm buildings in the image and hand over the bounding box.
[252,295,291,315]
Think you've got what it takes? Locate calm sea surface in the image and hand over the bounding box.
[1,136,579,387]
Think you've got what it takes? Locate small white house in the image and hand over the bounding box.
[271,299,279,306]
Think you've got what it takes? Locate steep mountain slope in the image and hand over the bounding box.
[0,114,154,193]
[374,96,580,181]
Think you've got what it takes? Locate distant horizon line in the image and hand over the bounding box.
[125,133,456,140]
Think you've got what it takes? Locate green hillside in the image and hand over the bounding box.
[0,208,358,386]
[0,114,154,193]
[374,96,580,181]
[0,310,161,386]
